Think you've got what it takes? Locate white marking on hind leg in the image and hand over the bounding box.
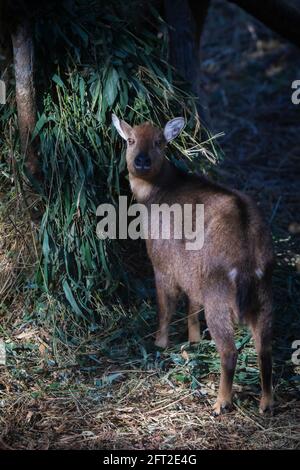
[228,268,238,282]
[255,268,263,279]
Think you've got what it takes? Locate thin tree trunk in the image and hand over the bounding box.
[163,0,211,127]
[11,19,40,180]
[189,0,211,47]
[0,2,11,106]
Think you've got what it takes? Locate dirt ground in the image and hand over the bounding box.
[0,0,300,449]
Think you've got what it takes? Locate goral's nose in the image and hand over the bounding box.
[134,153,151,170]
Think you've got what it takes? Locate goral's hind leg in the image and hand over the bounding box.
[249,297,273,414]
[205,295,237,415]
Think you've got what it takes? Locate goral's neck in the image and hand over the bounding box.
[128,159,176,203]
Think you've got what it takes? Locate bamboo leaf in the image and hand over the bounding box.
[62,279,85,318]
[52,74,65,88]
[104,68,119,107]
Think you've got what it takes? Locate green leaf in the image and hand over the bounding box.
[79,77,85,108]
[52,74,65,88]
[104,68,119,107]
[32,113,48,140]
[42,229,50,261]
[62,279,84,318]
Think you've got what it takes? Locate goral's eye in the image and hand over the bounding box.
[155,139,162,147]
[127,138,135,146]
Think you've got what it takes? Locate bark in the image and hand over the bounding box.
[11,19,40,180]
[228,0,300,48]
[163,0,211,127]
[189,0,211,46]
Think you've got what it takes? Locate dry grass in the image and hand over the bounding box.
[0,183,41,307]
[1,0,300,450]
[0,324,299,450]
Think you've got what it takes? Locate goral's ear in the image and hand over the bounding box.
[112,114,133,140]
[163,117,185,142]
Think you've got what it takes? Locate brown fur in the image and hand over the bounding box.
[116,118,275,415]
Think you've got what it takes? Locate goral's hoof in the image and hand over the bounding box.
[212,399,233,417]
[259,396,274,415]
[155,338,168,350]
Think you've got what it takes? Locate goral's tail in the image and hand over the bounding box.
[236,271,259,322]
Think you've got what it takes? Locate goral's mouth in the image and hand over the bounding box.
[133,166,152,177]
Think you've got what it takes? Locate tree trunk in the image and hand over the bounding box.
[189,0,211,46]
[0,3,11,106]
[11,19,40,180]
[228,0,300,48]
[163,0,211,127]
